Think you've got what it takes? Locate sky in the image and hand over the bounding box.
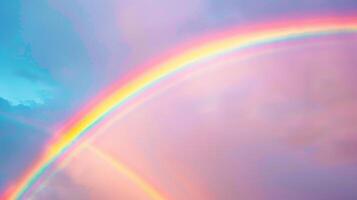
[1,0,357,199]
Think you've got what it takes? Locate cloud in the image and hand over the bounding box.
[0,44,55,106]
[114,0,210,69]
[0,103,48,193]
[0,0,59,106]
[32,170,90,200]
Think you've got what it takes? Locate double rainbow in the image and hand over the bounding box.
[3,16,357,199]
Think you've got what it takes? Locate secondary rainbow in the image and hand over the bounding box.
[3,16,357,199]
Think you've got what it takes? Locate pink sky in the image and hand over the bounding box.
[32,35,357,200]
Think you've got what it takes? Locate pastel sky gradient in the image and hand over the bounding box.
[1,0,357,199]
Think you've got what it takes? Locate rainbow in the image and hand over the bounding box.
[3,16,357,199]
[87,145,166,200]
